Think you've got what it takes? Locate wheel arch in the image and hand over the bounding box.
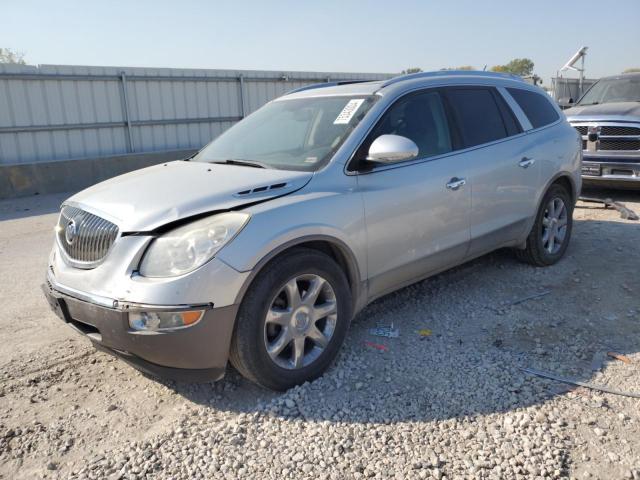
[549,173,577,205]
[232,235,365,313]
[535,172,578,221]
[516,172,577,250]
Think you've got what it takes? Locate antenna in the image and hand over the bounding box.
[560,46,588,94]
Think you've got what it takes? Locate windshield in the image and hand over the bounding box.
[578,76,640,105]
[194,95,378,171]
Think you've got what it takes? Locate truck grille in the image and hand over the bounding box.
[599,139,640,151]
[600,126,640,136]
[572,123,640,152]
[56,206,119,267]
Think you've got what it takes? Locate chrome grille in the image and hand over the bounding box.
[599,139,640,151]
[572,122,640,152]
[56,206,119,267]
[600,126,640,136]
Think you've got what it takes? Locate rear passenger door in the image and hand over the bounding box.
[443,86,540,257]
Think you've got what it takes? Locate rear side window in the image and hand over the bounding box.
[444,88,508,148]
[507,87,559,129]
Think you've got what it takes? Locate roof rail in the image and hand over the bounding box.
[379,70,524,88]
[286,79,376,95]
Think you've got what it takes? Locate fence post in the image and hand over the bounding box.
[119,71,134,152]
[238,74,246,118]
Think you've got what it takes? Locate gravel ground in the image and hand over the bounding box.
[1,188,639,480]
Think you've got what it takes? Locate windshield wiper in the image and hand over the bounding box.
[211,159,268,169]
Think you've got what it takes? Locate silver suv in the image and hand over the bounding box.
[44,71,582,390]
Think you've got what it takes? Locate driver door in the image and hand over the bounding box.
[352,90,473,299]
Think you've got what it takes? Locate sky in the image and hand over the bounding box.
[3,0,640,85]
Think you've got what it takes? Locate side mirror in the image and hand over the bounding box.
[367,134,419,163]
[558,97,574,109]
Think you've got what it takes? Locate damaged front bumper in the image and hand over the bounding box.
[42,274,238,382]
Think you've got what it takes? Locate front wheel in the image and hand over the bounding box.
[515,183,573,266]
[229,248,352,391]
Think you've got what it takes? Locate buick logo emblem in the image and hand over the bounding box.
[65,219,78,244]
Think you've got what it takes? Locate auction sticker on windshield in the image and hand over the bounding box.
[334,99,365,124]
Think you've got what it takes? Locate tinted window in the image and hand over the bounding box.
[445,88,508,148]
[507,87,559,129]
[355,91,452,165]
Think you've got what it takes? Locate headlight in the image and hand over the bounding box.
[139,212,250,277]
[129,310,204,331]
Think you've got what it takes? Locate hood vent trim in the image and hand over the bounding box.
[235,182,288,197]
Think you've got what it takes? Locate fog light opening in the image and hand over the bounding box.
[129,310,204,331]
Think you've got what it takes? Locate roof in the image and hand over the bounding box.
[281,70,530,100]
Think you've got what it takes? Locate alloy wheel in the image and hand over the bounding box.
[263,274,337,370]
[541,197,568,255]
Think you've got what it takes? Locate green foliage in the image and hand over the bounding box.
[0,48,26,65]
[623,68,640,73]
[490,58,534,77]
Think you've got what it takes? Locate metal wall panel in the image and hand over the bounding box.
[0,64,392,165]
[552,77,598,102]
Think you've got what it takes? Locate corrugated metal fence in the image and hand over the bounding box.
[0,64,391,166]
[551,77,597,102]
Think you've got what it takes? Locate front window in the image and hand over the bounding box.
[351,90,452,170]
[578,76,640,106]
[194,95,378,171]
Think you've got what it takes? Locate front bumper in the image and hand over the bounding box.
[582,155,640,187]
[43,278,238,382]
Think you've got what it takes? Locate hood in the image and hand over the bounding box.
[565,102,640,123]
[66,161,313,231]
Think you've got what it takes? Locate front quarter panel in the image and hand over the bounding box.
[216,173,366,291]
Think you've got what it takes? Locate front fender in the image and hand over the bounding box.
[216,188,368,288]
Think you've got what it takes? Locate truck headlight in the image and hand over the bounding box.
[139,212,249,277]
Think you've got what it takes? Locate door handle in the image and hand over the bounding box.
[519,157,536,168]
[446,177,466,191]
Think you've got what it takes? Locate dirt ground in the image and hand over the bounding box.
[0,187,639,479]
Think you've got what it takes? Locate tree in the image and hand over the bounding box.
[623,68,640,73]
[402,67,423,74]
[0,48,26,65]
[490,58,534,77]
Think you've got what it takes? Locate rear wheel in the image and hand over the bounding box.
[229,248,352,391]
[515,183,573,266]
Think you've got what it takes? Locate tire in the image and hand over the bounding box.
[515,183,573,266]
[229,248,353,391]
